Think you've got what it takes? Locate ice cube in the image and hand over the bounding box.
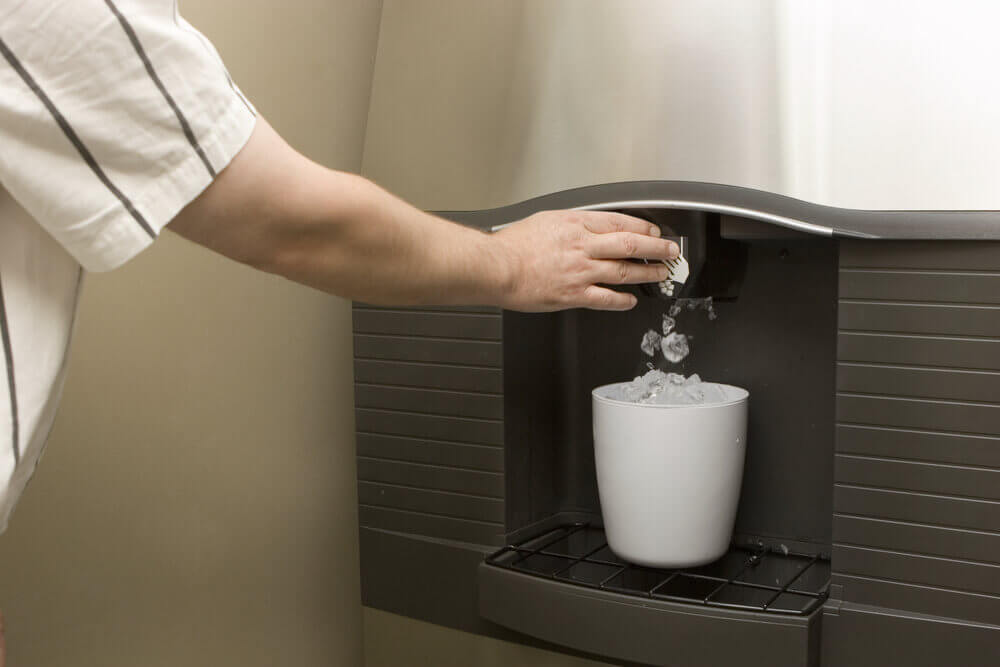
[697,383,728,404]
[661,315,676,335]
[668,302,682,317]
[661,332,690,363]
[640,329,662,357]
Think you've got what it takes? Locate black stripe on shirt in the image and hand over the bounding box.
[0,273,19,464]
[0,36,157,240]
[104,0,217,178]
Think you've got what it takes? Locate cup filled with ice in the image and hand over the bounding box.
[592,369,749,568]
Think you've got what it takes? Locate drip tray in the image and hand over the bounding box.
[479,522,831,667]
[486,522,829,615]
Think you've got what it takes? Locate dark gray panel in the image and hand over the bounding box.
[838,363,1000,403]
[822,602,1000,667]
[838,394,1000,436]
[840,270,1000,304]
[839,302,1000,337]
[357,433,503,473]
[833,544,1000,597]
[833,515,1000,563]
[359,505,504,545]
[835,454,1000,500]
[357,457,504,498]
[830,572,1000,626]
[840,241,1000,270]
[835,484,1000,533]
[353,309,501,339]
[358,481,504,523]
[356,408,502,446]
[834,240,1000,634]
[355,384,503,420]
[838,332,1000,372]
[355,334,502,366]
[355,359,503,393]
[836,424,1000,468]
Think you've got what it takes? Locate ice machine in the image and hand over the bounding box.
[353,180,1000,667]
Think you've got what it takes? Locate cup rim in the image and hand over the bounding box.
[592,381,749,409]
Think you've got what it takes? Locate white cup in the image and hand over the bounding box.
[592,382,749,568]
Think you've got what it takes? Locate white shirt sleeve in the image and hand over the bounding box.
[0,0,257,272]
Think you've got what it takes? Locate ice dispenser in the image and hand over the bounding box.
[353,181,1000,667]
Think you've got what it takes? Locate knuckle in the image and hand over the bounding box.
[617,262,631,283]
[622,235,638,257]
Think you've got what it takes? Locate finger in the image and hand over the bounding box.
[580,285,638,311]
[578,211,662,237]
[594,259,670,285]
[586,231,679,261]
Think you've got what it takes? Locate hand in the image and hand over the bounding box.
[490,210,680,311]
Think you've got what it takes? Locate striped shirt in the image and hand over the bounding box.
[0,0,257,533]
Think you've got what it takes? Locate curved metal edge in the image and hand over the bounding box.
[437,180,1000,240]
[491,199,840,237]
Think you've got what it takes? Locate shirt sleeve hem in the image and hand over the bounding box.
[70,98,258,273]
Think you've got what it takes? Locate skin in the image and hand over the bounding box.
[0,118,678,664]
[168,118,679,310]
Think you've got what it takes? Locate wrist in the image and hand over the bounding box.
[474,229,520,308]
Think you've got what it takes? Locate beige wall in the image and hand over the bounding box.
[364,608,611,667]
[363,0,780,212]
[0,1,381,665]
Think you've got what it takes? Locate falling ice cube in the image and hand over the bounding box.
[662,315,676,336]
[640,329,662,357]
[661,332,690,363]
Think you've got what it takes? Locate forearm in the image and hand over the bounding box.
[267,174,514,306]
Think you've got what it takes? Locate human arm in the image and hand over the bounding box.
[168,118,679,312]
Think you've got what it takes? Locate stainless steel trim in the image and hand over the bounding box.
[490,199,835,236]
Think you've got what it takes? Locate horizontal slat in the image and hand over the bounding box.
[355,304,501,314]
[834,515,1000,563]
[840,241,1000,271]
[358,481,504,523]
[357,433,503,473]
[838,363,1000,404]
[838,332,1000,371]
[355,384,503,420]
[831,572,1000,626]
[834,544,1000,597]
[839,302,1000,337]
[835,455,1000,500]
[355,359,503,393]
[355,334,502,366]
[836,424,1000,468]
[357,457,503,497]
[359,504,503,545]
[356,408,502,446]
[835,484,1000,533]
[838,394,1000,436]
[353,309,501,339]
[839,270,1000,305]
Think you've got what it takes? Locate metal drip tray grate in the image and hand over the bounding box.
[485,522,830,615]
